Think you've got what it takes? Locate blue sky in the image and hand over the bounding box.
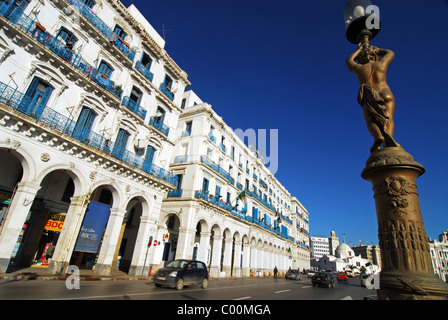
[121,0,448,245]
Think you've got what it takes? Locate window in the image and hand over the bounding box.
[98,61,113,79]
[202,178,209,192]
[56,27,77,47]
[163,75,173,91]
[185,121,192,132]
[140,52,152,69]
[24,77,53,118]
[129,86,143,105]
[73,106,96,142]
[113,24,127,42]
[112,128,130,160]
[144,145,156,165]
[154,106,166,124]
[83,0,95,8]
[181,98,186,109]
[215,185,221,199]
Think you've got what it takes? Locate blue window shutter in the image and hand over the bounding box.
[252,207,258,220]
[144,145,156,164]
[112,129,129,160]
[74,107,96,141]
[202,178,209,192]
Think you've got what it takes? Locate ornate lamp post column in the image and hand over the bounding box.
[343,0,448,300]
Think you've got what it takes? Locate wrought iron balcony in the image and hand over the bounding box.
[174,155,189,163]
[0,6,122,100]
[159,82,174,101]
[135,60,154,83]
[167,189,183,198]
[65,0,136,61]
[0,81,177,186]
[121,96,147,120]
[200,155,233,184]
[149,116,170,137]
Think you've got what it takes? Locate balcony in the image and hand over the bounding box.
[174,155,189,163]
[220,143,227,153]
[0,6,122,100]
[121,96,147,120]
[159,82,174,101]
[200,155,233,184]
[149,116,170,137]
[195,190,234,212]
[208,134,216,143]
[135,60,154,83]
[168,189,183,198]
[65,0,136,62]
[0,81,177,186]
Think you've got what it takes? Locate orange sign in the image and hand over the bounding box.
[44,213,66,232]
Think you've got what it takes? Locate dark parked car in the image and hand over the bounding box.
[285,269,301,280]
[311,272,336,288]
[153,259,209,290]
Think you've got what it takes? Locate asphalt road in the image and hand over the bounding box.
[0,276,373,301]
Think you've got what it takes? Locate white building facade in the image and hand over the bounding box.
[310,236,330,259]
[160,95,310,277]
[0,0,189,276]
[429,231,448,282]
[0,0,310,278]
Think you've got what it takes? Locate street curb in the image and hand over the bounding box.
[0,275,153,281]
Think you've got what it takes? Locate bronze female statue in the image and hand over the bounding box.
[346,44,400,153]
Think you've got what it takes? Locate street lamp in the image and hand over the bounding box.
[344,1,448,300]
[343,0,380,44]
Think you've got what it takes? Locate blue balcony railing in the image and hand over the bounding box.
[135,60,154,83]
[121,96,147,120]
[200,155,233,184]
[174,155,189,163]
[168,189,183,198]
[195,190,234,211]
[65,0,135,61]
[0,81,177,186]
[0,7,122,100]
[149,116,170,137]
[159,82,174,101]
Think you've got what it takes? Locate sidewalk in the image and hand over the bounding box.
[0,266,153,281]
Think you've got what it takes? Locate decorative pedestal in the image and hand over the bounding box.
[362,147,448,300]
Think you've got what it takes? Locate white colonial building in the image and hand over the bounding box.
[429,231,448,282]
[160,91,310,277]
[0,0,310,278]
[0,0,189,276]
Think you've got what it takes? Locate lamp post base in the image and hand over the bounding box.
[362,147,448,300]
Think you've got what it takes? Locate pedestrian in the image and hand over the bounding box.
[273,266,278,279]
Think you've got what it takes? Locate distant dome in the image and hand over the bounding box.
[335,243,355,259]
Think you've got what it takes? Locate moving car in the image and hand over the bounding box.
[285,269,301,280]
[311,272,336,288]
[337,272,349,282]
[153,259,209,290]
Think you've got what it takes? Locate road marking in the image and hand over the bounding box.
[341,296,354,300]
[301,286,312,288]
[233,296,252,300]
[274,289,291,294]
[48,283,267,300]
